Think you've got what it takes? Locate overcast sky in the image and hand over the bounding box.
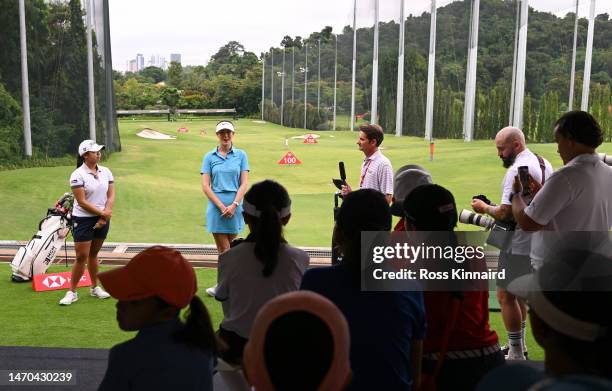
[109,0,612,71]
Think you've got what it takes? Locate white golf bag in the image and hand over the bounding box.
[11,194,73,282]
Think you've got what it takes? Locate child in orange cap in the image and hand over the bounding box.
[97,246,221,391]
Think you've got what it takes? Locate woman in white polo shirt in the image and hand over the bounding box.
[59,140,115,305]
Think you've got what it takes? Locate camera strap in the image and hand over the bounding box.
[536,154,546,185]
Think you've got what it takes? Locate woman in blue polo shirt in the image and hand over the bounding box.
[201,121,249,296]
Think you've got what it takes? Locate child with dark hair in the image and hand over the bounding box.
[97,246,220,391]
[301,189,426,391]
[215,180,310,365]
[403,184,503,391]
[244,291,351,391]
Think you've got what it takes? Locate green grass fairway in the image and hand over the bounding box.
[0,119,574,358]
[0,264,543,360]
[0,118,587,246]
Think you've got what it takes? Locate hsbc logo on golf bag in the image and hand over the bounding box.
[42,275,66,288]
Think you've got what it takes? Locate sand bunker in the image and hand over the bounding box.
[136,128,176,140]
[291,133,321,140]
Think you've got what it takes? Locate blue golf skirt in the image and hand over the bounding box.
[206,191,244,234]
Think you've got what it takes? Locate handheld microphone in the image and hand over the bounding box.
[339,162,346,184]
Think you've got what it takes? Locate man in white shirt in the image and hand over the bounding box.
[341,124,393,204]
[512,111,612,268]
[471,126,553,360]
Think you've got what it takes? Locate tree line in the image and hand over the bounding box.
[0,0,117,168]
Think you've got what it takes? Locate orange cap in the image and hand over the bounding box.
[98,246,197,308]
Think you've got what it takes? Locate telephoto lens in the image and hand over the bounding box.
[459,209,495,230]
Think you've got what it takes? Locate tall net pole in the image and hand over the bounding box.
[317,38,321,113]
[463,0,480,142]
[425,0,437,142]
[370,0,380,125]
[261,53,265,120]
[512,0,528,128]
[395,0,405,137]
[292,47,295,105]
[86,0,96,140]
[333,34,338,131]
[350,0,357,131]
[19,0,32,156]
[581,0,596,111]
[281,47,285,126]
[568,0,579,111]
[304,43,308,129]
[271,49,274,106]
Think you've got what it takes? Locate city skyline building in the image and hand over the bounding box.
[170,53,181,64]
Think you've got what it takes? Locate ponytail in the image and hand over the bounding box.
[254,203,282,277]
[76,153,84,168]
[174,296,224,353]
[243,180,291,277]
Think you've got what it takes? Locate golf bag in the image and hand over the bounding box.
[10,193,73,282]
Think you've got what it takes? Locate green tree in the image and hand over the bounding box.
[167,61,183,89]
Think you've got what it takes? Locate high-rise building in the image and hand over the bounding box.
[170,53,181,64]
[159,56,167,70]
[128,59,138,73]
[136,53,144,71]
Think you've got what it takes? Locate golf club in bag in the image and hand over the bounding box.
[10,193,74,282]
[331,162,347,264]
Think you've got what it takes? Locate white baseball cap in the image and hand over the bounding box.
[78,139,105,156]
[215,121,235,133]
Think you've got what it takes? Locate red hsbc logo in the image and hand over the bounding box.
[32,271,92,292]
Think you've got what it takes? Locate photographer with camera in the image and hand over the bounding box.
[512,111,612,268]
[471,126,552,360]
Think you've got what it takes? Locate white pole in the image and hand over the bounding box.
[425,0,437,142]
[463,0,480,142]
[271,49,274,106]
[395,0,405,137]
[581,0,596,111]
[350,0,357,131]
[18,0,32,157]
[261,53,265,120]
[292,46,295,105]
[304,43,308,129]
[317,38,321,113]
[568,0,579,111]
[512,0,528,128]
[509,0,520,124]
[371,0,380,125]
[281,47,285,126]
[333,34,338,131]
[86,0,96,141]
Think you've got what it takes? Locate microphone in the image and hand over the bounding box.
[339,162,346,184]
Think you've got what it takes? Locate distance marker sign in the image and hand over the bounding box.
[278,151,301,165]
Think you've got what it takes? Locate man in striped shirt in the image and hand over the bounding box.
[341,124,393,204]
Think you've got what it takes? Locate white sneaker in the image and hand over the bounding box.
[90,286,110,299]
[206,285,218,297]
[59,291,78,305]
[505,351,527,360]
